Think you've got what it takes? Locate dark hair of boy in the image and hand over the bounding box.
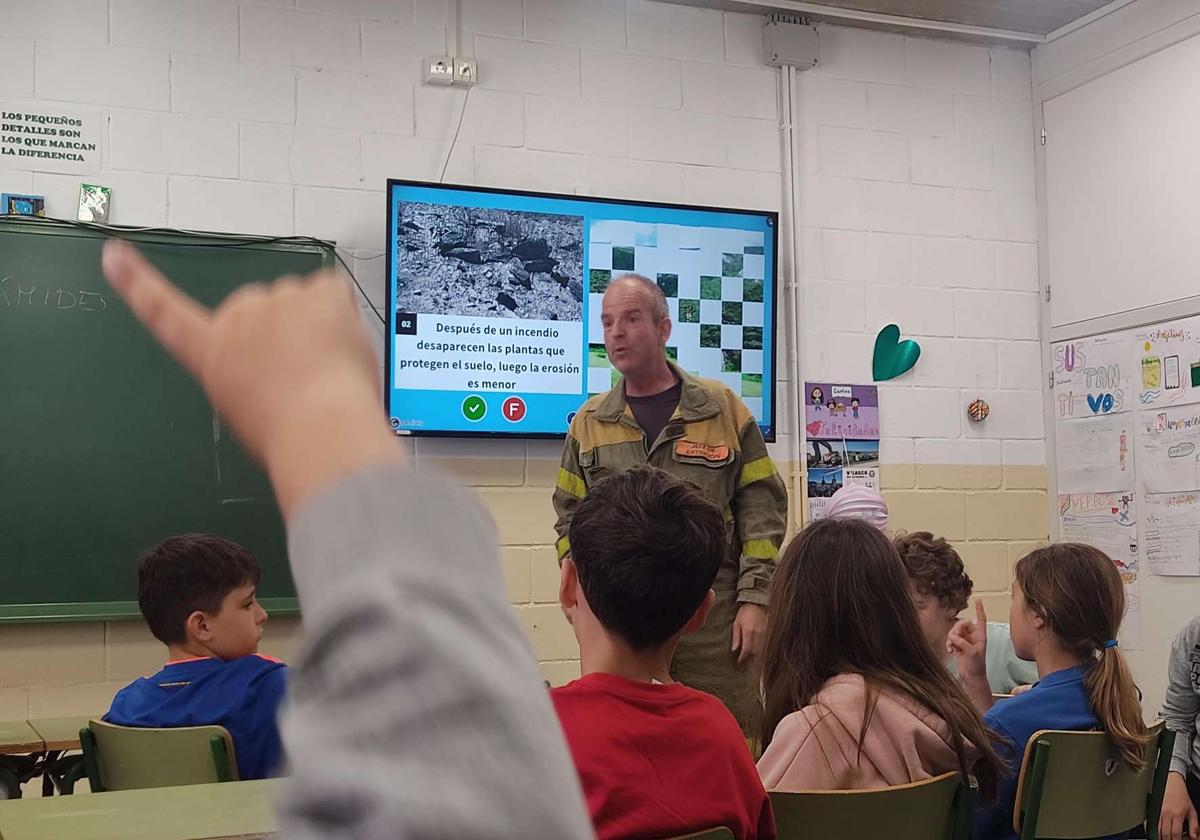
[895,531,974,612]
[760,517,1006,800]
[137,534,262,645]
[567,465,726,650]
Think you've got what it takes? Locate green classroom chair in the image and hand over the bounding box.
[1013,720,1174,839]
[1012,721,1174,839]
[769,770,972,840]
[662,830,735,840]
[80,719,239,792]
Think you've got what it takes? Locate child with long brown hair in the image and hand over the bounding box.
[949,544,1150,840]
[756,518,1004,798]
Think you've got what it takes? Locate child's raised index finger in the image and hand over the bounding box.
[102,240,214,381]
[974,597,987,625]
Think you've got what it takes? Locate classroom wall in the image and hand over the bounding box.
[0,0,1046,713]
[794,25,1048,621]
[1034,0,1200,712]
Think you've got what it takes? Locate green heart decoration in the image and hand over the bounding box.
[872,324,921,382]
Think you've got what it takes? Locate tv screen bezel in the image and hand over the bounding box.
[384,178,780,443]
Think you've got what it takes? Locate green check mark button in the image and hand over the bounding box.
[462,395,487,422]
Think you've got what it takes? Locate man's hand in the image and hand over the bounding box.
[1161,771,1200,840]
[732,603,767,665]
[101,240,401,518]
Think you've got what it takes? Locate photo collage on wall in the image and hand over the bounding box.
[804,382,880,520]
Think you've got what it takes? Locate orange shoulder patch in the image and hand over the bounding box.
[675,440,731,462]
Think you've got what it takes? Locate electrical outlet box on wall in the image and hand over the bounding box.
[453,59,478,86]
[424,56,454,85]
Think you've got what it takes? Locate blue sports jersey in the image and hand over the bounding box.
[104,654,287,781]
[972,665,1123,840]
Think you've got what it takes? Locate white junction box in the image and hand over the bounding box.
[764,19,819,69]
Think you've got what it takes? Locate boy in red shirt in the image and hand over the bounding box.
[553,465,775,840]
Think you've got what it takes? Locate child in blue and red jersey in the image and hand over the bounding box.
[104,534,286,780]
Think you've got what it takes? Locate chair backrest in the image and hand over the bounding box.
[769,771,969,840]
[1013,720,1173,840]
[663,830,735,840]
[82,718,239,792]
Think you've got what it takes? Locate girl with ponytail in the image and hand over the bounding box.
[948,544,1150,840]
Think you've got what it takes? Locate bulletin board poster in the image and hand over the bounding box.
[1142,492,1200,576]
[805,382,880,521]
[1058,493,1142,648]
[1134,317,1200,410]
[1056,413,1134,494]
[1136,405,1200,493]
[1052,332,1133,420]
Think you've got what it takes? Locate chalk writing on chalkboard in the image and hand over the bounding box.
[0,276,111,311]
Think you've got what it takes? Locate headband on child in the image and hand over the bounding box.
[1101,639,1118,649]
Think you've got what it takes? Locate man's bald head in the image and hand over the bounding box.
[608,273,669,324]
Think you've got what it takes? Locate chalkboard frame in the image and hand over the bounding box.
[0,217,336,623]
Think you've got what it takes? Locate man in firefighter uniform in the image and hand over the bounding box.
[552,273,788,733]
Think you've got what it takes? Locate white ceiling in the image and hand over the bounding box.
[656,0,1125,44]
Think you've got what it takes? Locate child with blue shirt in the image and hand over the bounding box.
[948,544,1150,840]
[104,534,287,781]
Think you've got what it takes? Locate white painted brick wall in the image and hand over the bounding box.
[0,7,1045,601]
[297,69,414,133]
[525,96,629,157]
[0,0,109,45]
[37,43,170,110]
[476,36,581,98]
[627,0,724,60]
[582,50,681,108]
[525,0,627,51]
[109,111,239,178]
[799,25,1044,458]
[173,54,296,122]
[683,62,778,120]
[240,5,363,71]
[0,37,34,97]
[111,0,240,59]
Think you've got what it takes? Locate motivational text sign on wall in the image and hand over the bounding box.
[1,102,101,175]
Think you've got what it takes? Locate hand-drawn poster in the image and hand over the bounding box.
[1058,493,1142,647]
[1052,333,1133,420]
[1143,492,1200,576]
[805,383,880,522]
[805,382,879,441]
[1134,317,1200,410]
[1137,405,1200,493]
[1055,414,1134,494]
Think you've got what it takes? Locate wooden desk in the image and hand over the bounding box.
[0,723,41,757]
[28,716,91,752]
[0,779,280,839]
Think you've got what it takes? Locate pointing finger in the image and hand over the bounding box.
[102,240,214,382]
[974,597,988,626]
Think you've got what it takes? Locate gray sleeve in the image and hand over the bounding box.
[276,466,594,840]
[1161,619,1200,777]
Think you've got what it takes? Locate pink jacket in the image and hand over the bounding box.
[757,673,975,792]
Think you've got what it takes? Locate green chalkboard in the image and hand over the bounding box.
[0,218,334,622]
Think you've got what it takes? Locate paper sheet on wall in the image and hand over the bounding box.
[1053,333,1134,420]
[1137,405,1200,492]
[1134,317,1200,410]
[1142,492,1200,576]
[1058,493,1142,648]
[1055,415,1134,493]
[804,382,879,522]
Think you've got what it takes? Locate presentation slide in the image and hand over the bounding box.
[385,181,777,439]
